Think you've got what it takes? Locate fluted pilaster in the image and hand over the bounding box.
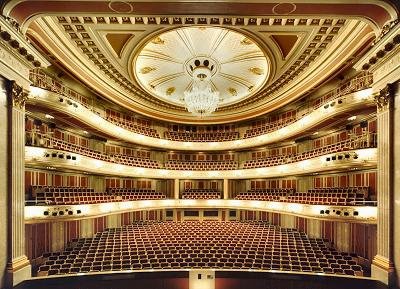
[371,83,395,285]
[6,81,31,287]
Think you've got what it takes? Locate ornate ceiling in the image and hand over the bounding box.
[2,1,398,124]
[134,27,270,107]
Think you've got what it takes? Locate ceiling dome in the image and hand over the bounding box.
[133,26,270,108]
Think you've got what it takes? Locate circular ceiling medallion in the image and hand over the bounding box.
[272,3,297,15]
[108,1,133,13]
[133,27,270,108]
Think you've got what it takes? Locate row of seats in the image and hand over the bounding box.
[235,189,295,201]
[165,160,238,171]
[235,187,370,206]
[111,154,160,168]
[35,221,364,277]
[243,134,376,169]
[244,117,297,139]
[28,184,370,206]
[29,186,166,205]
[181,189,222,199]
[286,187,370,206]
[165,131,240,142]
[106,115,160,138]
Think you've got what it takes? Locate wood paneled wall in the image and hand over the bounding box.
[26,210,164,261]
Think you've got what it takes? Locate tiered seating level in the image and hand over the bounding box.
[165,160,238,171]
[244,116,297,139]
[287,187,370,206]
[243,134,376,169]
[28,133,162,169]
[235,189,294,201]
[36,221,363,277]
[29,70,160,139]
[234,187,370,206]
[29,186,166,205]
[165,131,240,142]
[106,115,160,138]
[181,189,221,199]
[243,73,372,139]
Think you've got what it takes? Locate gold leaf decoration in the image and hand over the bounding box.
[151,36,165,45]
[166,87,176,95]
[228,87,237,96]
[240,37,253,45]
[140,67,156,74]
[249,67,264,75]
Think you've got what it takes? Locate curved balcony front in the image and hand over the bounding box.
[27,87,376,151]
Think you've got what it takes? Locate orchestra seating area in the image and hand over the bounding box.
[165,160,238,171]
[36,221,364,277]
[235,189,294,201]
[181,189,221,199]
[106,116,160,138]
[286,187,370,206]
[243,134,376,169]
[28,186,166,205]
[164,131,240,142]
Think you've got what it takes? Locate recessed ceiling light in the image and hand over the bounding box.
[45,114,54,119]
[347,116,357,121]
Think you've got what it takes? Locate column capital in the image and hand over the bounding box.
[10,80,28,109]
[374,83,394,112]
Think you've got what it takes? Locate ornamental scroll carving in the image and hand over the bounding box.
[374,83,394,112]
[10,81,28,109]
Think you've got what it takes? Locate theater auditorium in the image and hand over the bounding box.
[0,1,399,289]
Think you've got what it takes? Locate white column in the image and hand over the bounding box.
[371,84,395,286]
[7,81,31,286]
[174,179,180,199]
[223,179,229,199]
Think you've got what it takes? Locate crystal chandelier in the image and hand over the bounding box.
[184,65,219,117]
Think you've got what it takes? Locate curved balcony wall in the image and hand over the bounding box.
[24,199,377,224]
[26,146,377,180]
[28,87,375,151]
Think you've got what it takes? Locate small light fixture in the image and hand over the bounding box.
[347,116,357,121]
[45,114,54,119]
[312,132,319,135]
[83,130,88,134]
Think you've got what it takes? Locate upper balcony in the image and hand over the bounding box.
[28,71,376,151]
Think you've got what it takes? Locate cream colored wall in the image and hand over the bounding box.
[0,77,9,288]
